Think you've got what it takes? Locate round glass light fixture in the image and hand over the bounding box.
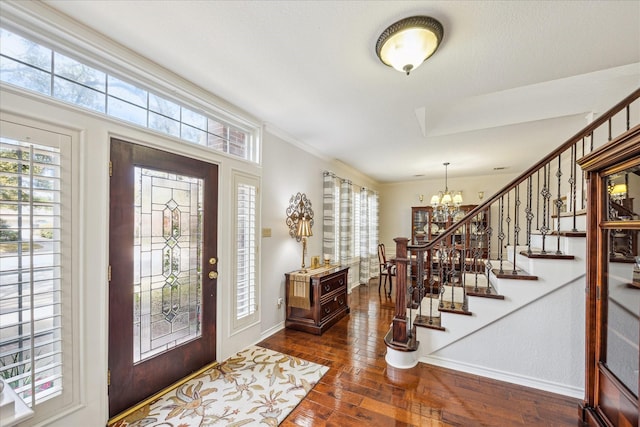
[376,16,443,75]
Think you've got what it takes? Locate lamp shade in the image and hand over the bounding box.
[296,218,312,238]
[610,183,627,195]
[376,16,443,75]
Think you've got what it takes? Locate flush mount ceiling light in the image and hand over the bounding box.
[376,15,443,75]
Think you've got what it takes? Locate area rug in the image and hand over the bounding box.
[110,345,328,427]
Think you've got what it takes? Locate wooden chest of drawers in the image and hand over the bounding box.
[284,266,349,335]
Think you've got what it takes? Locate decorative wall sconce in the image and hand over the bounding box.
[286,193,314,271]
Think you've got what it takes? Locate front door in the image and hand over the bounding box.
[108,138,218,417]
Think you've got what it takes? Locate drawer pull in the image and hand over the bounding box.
[338,298,344,305]
[339,279,344,285]
[324,284,331,292]
[324,307,331,314]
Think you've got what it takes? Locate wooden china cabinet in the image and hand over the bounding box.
[577,126,639,427]
[411,205,488,247]
[410,205,489,293]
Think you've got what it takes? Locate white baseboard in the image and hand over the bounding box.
[258,321,285,343]
[421,355,584,399]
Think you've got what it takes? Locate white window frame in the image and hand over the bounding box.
[0,114,81,424]
[231,171,260,332]
[0,24,260,164]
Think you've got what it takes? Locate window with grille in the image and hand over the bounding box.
[0,119,74,412]
[232,173,259,330]
[0,27,258,163]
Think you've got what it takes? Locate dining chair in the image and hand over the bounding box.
[378,243,396,296]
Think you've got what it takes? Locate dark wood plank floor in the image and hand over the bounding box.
[258,279,582,426]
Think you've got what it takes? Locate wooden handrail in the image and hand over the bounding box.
[426,88,640,250]
[387,88,640,352]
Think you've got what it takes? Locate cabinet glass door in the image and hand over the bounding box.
[412,207,430,243]
[603,163,639,399]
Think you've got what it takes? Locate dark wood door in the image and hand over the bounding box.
[108,138,218,417]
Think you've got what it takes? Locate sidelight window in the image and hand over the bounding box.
[0,119,75,414]
[232,173,259,330]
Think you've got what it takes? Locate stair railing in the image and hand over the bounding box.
[388,88,640,348]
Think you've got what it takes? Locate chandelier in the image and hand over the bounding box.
[430,162,463,220]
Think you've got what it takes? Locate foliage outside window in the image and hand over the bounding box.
[0,132,67,408]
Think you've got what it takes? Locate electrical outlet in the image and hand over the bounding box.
[277,297,283,308]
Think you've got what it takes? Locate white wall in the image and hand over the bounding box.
[379,172,518,256]
[259,128,379,337]
[430,277,586,398]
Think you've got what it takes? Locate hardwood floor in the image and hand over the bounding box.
[258,279,582,426]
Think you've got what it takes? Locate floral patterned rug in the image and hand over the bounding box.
[110,345,328,427]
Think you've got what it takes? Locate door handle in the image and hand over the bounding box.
[209,257,217,265]
[209,271,218,279]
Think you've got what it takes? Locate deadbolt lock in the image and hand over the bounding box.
[209,257,217,265]
[209,271,218,279]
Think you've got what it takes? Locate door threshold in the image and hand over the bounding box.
[107,360,219,426]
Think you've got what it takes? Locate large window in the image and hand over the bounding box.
[232,173,259,330]
[323,171,378,286]
[0,118,76,415]
[0,28,258,163]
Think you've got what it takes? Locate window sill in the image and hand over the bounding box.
[0,380,34,427]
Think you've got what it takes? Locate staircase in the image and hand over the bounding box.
[384,88,640,398]
[414,214,587,397]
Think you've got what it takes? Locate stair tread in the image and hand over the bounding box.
[554,208,587,218]
[531,230,586,237]
[417,294,472,315]
[519,250,575,260]
[491,268,538,280]
[414,314,445,330]
[466,285,505,299]
[439,303,472,315]
[384,328,418,351]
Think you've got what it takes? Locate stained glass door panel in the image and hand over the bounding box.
[133,167,203,363]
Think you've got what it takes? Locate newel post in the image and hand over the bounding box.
[392,237,409,344]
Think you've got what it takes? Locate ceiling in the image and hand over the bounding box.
[43,0,640,183]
